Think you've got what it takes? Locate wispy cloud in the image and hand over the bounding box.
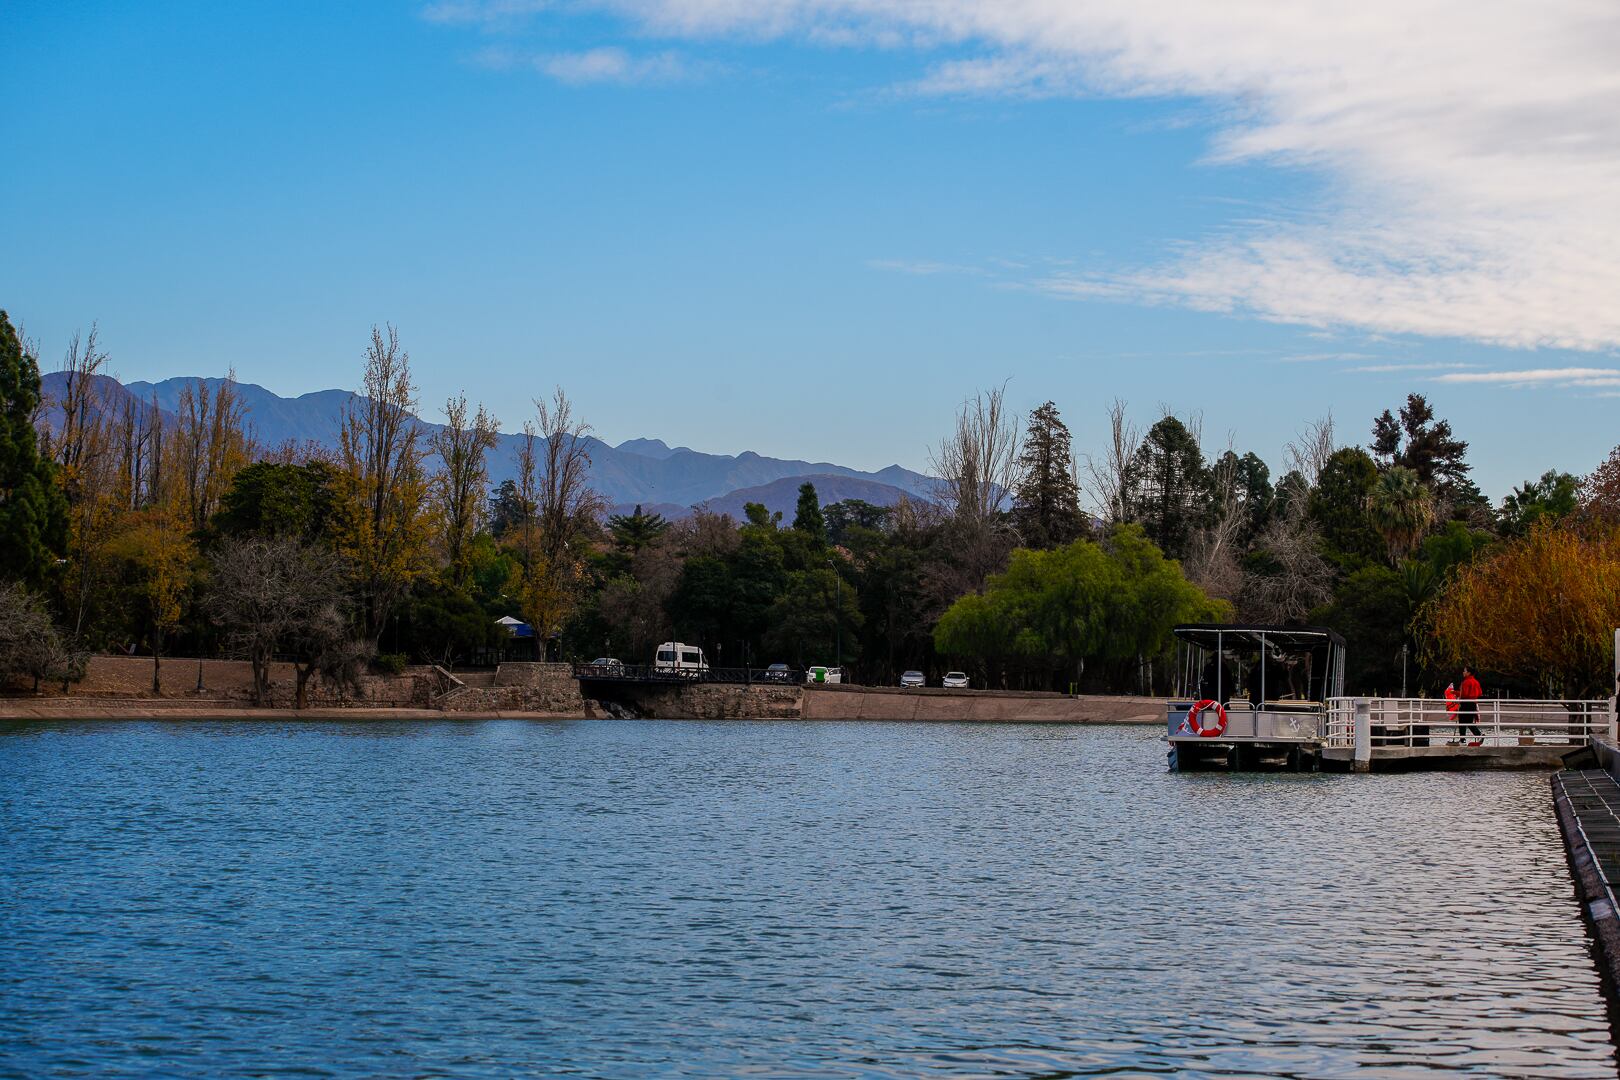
[1434,366,1620,388]
[1347,362,1478,373]
[475,45,701,85]
[441,0,1620,353]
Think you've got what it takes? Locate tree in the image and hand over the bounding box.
[332,325,432,643]
[1582,446,1620,524]
[792,482,826,544]
[824,499,891,544]
[0,582,79,692]
[1126,415,1209,561]
[1367,466,1435,566]
[1500,470,1578,536]
[214,460,338,541]
[1012,401,1085,549]
[763,567,862,666]
[1427,521,1620,697]
[1308,447,1382,565]
[207,535,368,707]
[103,511,196,692]
[930,383,1019,526]
[1371,393,1471,496]
[0,311,67,587]
[515,388,605,655]
[933,526,1224,691]
[171,376,250,531]
[429,394,499,589]
[1081,398,1141,526]
[487,478,531,539]
[608,505,670,553]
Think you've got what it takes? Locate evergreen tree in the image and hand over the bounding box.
[1125,416,1209,561]
[0,311,67,587]
[792,481,826,544]
[1370,394,1471,495]
[1012,401,1085,549]
[608,504,670,552]
[1308,447,1383,566]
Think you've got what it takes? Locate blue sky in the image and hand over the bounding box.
[6,0,1618,499]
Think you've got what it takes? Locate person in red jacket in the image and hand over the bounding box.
[1458,665,1484,745]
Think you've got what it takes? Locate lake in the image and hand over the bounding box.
[1,719,1614,1078]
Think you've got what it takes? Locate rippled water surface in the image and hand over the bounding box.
[1,719,1615,1078]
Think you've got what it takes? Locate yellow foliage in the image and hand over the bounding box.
[1427,521,1620,696]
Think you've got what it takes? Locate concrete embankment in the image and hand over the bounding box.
[802,685,1162,723]
[3,654,1166,724]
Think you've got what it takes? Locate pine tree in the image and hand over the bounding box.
[1125,415,1209,560]
[793,481,826,544]
[0,311,67,587]
[1012,401,1085,549]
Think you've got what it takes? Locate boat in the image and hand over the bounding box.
[1165,624,1346,771]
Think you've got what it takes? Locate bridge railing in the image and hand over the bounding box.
[1324,697,1614,749]
[571,663,805,686]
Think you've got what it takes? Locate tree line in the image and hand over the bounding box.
[1,307,1616,701]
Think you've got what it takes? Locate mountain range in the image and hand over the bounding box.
[40,373,939,519]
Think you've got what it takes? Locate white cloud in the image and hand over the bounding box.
[475,44,698,84]
[1348,362,1477,373]
[488,0,1620,351]
[1434,366,1620,388]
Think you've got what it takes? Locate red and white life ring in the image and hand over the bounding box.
[1186,699,1228,738]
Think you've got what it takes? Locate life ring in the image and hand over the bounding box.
[1187,699,1227,738]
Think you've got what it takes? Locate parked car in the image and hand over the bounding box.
[805,665,843,684]
[590,657,624,670]
[763,663,796,684]
[654,641,708,677]
[899,670,925,688]
[942,671,970,689]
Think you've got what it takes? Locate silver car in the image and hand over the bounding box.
[899,670,924,688]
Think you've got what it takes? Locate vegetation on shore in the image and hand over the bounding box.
[2,309,1618,700]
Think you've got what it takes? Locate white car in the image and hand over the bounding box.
[899,670,925,688]
[806,665,843,684]
[942,671,969,689]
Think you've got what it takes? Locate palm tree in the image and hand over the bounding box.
[1369,467,1435,566]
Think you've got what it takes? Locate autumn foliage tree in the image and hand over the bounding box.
[333,325,431,643]
[1427,520,1620,696]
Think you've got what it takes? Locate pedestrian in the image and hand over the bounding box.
[1458,665,1484,746]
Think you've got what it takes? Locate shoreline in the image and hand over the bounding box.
[0,697,1164,723]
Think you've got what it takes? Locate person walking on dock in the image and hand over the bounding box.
[1458,666,1484,746]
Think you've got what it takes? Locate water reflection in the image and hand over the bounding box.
[0,719,1613,1077]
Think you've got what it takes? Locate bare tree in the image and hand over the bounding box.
[1185,440,1248,604]
[1080,398,1141,525]
[1284,414,1336,490]
[430,394,499,588]
[0,583,80,693]
[334,325,430,643]
[1240,516,1334,623]
[46,325,112,492]
[207,536,369,707]
[929,383,1020,526]
[172,375,250,530]
[516,388,606,653]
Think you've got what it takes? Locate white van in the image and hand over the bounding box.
[654,641,708,676]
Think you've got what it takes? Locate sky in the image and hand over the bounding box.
[5,0,1619,500]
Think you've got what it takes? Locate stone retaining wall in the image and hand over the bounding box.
[623,683,804,720]
[36,655,436,708]
[437,663,586,715]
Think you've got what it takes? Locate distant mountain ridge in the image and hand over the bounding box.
[40,373,937,518]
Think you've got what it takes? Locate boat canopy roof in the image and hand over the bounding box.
[1172,624,1345,652]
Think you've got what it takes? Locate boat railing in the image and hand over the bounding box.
[1324,697,1614,749]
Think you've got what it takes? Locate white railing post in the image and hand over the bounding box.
[1354,698,1371,772]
